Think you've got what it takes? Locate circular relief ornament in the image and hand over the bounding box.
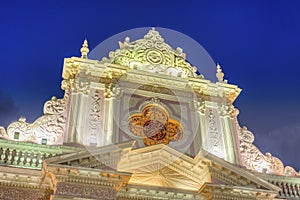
[146,49,164,64]
[128,104,183,146]
[143,120,167,140]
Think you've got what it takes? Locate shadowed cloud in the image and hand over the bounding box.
[0,90,19,128]
[254,123,300,171]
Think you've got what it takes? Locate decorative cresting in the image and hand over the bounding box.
[128,104,183,146]
[0,79,71,145]
[237,122,300,176]
[101,28,199,78]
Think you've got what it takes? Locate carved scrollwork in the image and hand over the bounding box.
[284,166,300,176]
[73,79,90,95]
[218,103,235,117]
[6,115,65,145]
[56,182,116,199]
[44,96,66,115]
[2,78,69,145]
[0,126,9,139]
[191,98,205,114]
[44,80,71,115]
[62,58,80,80]
[104,83,122,99]
[33,115,65,144]
[238,126,296,175]
[101,28,199,78]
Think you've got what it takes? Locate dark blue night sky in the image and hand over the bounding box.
[0,1,299,170]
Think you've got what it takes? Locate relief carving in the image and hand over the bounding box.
[191,98,205,114]
[1,81,70,145]
[73,79,90,95]
[102,28,200,78]
[128,103,183,146]
[218,102,235,117]
[105,83,122,98]
[44,80,70,115]
[238,125,300,176]
[206,108,225,158]
[88,90,103,145]
[56,182,116,199]
[6,115,65,145]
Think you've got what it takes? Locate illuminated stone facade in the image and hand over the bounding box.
[0,28,299,199]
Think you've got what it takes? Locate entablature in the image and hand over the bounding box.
[188,77,242,104]
[0,166,52,190]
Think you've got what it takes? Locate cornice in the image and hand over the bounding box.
[0,166,52,190]
[117,184,204,200]
[203,151,281,192]
[44,163,131,191]
[201,183,278,199]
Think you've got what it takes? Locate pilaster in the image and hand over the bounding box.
[219,102,240,164]
[64,78,90,144]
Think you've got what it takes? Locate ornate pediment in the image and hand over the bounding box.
[118,144,209,191]
[101,28,199,78]
[117,143,280,195]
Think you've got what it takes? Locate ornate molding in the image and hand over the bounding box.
[201,183,278,200]
[118,144,211,191]
[117,184,202,200]
[104,83,122,99]
[218,102,236,117]
[62,58,80,80]
[191,97,205,114]
[208,166,242,186]
[188,79,241,105]
[72,79,90,95]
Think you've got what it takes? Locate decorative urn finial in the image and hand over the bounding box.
[216,63,224,82]
[80,38,89,59]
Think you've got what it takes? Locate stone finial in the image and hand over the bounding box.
[216,63,224,82]
[80,38,89,59]
[118,36,130,49]
[176,47,186,59]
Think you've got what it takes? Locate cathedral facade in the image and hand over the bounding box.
[0,28,299,199]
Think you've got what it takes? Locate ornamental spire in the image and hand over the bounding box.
[80,38,89,59]
[216,63,224,82]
